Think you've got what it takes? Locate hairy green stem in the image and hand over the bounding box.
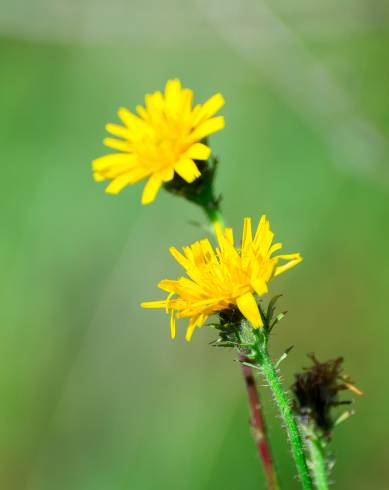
[256,344,313,490]
[305,434,329,490]
[203,206,279,490]
[240,357,281,490]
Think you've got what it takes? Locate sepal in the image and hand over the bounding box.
[163,156,222,218]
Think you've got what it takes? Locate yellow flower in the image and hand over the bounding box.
[142,215,302,341]
[92,79,225,205]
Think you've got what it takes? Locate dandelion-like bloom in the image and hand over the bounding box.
[92,79,225,205]
[142,215,302,340]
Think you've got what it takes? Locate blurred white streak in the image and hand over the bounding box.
[1,0,388,45]
[268,1,389,39]
[0,0,206,45]
[196,0,388,181]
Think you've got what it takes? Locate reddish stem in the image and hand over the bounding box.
[240,356,280,490]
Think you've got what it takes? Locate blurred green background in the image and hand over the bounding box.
[1,0,389,488]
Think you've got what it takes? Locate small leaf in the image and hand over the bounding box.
[241,361,262,371]
[267,294,283,322]
[334,410,355,427]
[210,338,238,348]
[275,345,294,368]
[270,311,288,331]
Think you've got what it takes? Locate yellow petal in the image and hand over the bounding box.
[184,143,211,161]
[105,123,131,139]
[92,153,137,172]
[214,222,226,249]
[242,217,253,249]
[174,159,201,183]
[185,319,197,342]
[170,311,177,339]
[161,167,174,182]
[274,253,303,276]
[165,78,182,95]
[199,239,217,263]
[192,93,225,125]
[141,175,162,205]
[251,277,268,296]
[165,292,175,313]
[254,215,268,243]
[104,163,138,179]
[145,91,164,112]
[224,227,234,245]
[184,314,206,342]
[103,137,131,152]
[141,300,168,309]
[136,105,148,120]
[158,279,179,293]
[105,174,132,194]
[93,172,105,182]
[105,168,148,194]
[169,247,191,269]
[190,116,225,142]
[117,107,143,129]
[269,242,283,256]
[165,79,182,114]
[236,293,263,328]
[181,88,193,115]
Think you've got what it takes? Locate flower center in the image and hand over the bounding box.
[135,116,191,171]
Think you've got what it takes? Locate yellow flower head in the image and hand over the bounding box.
[92,79,225,205]
[142,215,302,341]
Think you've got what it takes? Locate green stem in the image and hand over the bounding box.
[305,433,329,490]
[256,343,313,490]
[240,358,281,490]
[202,205,225,227]
[203,206,279,490]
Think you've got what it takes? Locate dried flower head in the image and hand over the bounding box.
[92,79,224,204]
[142,215,302,340]
[292,354,362,433]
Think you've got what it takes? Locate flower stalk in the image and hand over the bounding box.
[203,202,278,490]
[256,342,313,490]
[95,80,361,490]
[304,430,329,490]
[203,204,224,226]
[233,316,313,490]
[240,356,280,490]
